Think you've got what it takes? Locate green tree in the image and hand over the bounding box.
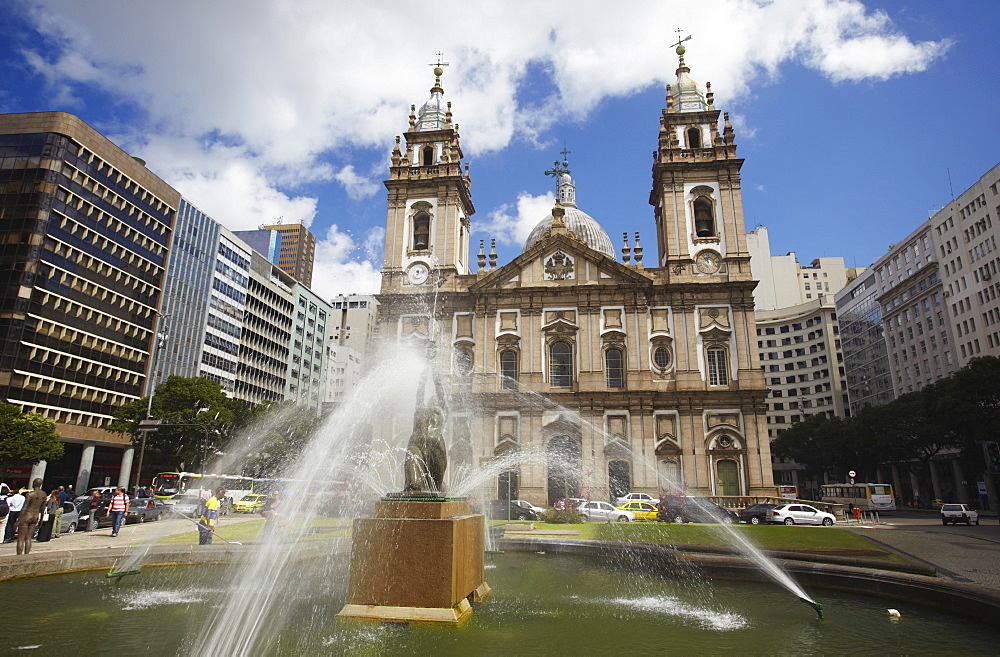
[0,403,64,465]
[109,376,233,470]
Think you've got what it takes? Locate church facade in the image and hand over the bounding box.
[375,49,774,505]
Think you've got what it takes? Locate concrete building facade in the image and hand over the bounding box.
[324,294,378,410]
[263,222,316,287]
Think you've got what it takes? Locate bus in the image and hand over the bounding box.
[152,472,254,503]
[820,483,896,511]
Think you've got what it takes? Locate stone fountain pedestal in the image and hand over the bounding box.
[337,497,491,624]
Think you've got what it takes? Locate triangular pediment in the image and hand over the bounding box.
[469,233,653,291]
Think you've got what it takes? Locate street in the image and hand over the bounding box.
[842,509,1000,590]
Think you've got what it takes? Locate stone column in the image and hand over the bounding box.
[909,470,921,504]
[928,460,942,501]
[28,460,47,486]
[118,446,135,489]
[891,464,903,505]
[76,442,96,492]
[951,458,969,504]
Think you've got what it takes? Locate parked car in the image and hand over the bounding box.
[658,497,739,524]
[615,492,656,506]
[769,504,836,526]
[167,495,205,518]
[74,486,116,503]
[512,499,546,516]
[128,498,168,523]
[617,501,659,521]
[930,499,946,509]
[235,494,269,514]
[578,500,634,522]
[57,501,80,534]
[566,497,588,510]
[486,500,536,521]
[739,503,778,525]
[940,503,979,525]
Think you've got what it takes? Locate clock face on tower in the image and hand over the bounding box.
[406,262,430,285]
[695,250,722,274]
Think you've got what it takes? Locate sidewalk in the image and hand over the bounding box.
[0,514,258,557]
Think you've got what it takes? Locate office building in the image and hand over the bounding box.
[263,222,316,287]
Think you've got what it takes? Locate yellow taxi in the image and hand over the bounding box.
[234,494,268,514]
[617,501,659,521]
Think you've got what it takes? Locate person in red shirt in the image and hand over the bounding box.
[108,487,129,537]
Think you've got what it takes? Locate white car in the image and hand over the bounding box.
[512,500,546,515]
[615,492,656,506]
[940,504,979,525]
[769,503,836,526]
[578,500,634,522]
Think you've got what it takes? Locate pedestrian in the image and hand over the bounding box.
[36,490,60,543]
[136,486,147,499]
[0,487,9,542]
[4,488,25,543]
[260,490,283,534]
[66,485,75,500]
[53,486,66,538]
[16,478,47,555]
[108,487,129,537]
[85,490,101,532]
[198,488,226,545]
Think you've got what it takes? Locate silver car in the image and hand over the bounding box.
[578,500,634,522]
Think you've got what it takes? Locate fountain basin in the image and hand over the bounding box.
[1,550,998,654]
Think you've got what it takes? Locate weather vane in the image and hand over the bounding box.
[429,52,450,72]
[672,29,692,51]
[544,146,571,179]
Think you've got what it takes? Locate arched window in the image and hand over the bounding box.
[550,341,573,388]
[706,347,729,386]
[499,350,518,390]
[422,145,434,166]
[686,126,701,149]
[605,348,624,388]
[412,211,430,250]
[694,196,716,237]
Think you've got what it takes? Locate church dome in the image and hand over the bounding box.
[523,206,615,257]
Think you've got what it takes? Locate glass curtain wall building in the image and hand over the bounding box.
[835,269,897,413]
[158,199,219,382]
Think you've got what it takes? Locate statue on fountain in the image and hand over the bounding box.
[402,403,447,495]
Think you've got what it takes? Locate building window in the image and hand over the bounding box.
[412,211,430,250]
[550,341,573,388]
[605,348,624,388]
[454,349,473,376]
[707,347,729,386]
[422,145,434,166]
[686,126,701,149]
[499,350,518,390]
[652,345,672,371]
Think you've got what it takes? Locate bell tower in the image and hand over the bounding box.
[649,36,751,281]
[382,57,474,293]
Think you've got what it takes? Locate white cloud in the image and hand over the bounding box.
[333,165,380,201]
[310,225,382,300]
[478,191,556,248]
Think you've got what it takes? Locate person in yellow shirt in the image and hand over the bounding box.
[198,488,226,545]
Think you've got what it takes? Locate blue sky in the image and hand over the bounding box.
[1,1,997,299]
